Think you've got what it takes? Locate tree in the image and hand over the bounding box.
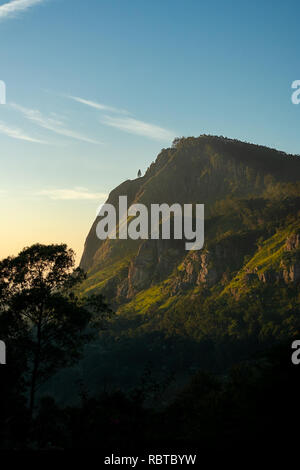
[137,169,142,177]
[0,243,110,417]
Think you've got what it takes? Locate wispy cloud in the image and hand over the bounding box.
[11,103,101,144]
[101,115,175,142]
[67,95,128,115]
[0,121,45,143]
[0,0,45,19]
[37,187,108,201]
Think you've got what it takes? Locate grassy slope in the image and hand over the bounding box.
[223,220,300,295]
[78,136,300,313]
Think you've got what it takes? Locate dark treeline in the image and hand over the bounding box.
[0,243,300,451]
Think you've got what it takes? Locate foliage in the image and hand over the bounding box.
[0,243,110,421]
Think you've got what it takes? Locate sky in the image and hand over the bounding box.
[0,0,300,264]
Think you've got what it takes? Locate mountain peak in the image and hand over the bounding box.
[79,136,300,310]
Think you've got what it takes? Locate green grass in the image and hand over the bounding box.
[119,283,168,315]
[80,256,131,296]
[222,221,300,295]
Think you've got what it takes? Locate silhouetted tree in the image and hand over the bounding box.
[0,243,109,417]
[137,169,142,177]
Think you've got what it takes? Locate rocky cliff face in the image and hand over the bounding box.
[282,232,300,283]
[228,230,300,302]
[169,232,258,294]
[285,232,300,251]
[79,135,300,313]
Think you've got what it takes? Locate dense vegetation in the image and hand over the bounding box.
[1,136,300,451]
[73,136,300,393]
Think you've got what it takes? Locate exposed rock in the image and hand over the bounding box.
[257,269,277,283]
[170,233,258,294]
[283,262,300,283]
[285,232,300,251]
[196,251,218,286]
[127,239,183,298]
[78,136,300,310]
[116,277,129,301]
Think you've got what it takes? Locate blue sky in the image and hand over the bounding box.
[0,0,300,262]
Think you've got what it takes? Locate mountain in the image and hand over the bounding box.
[39,134,300,405]
[80,135,300,318]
